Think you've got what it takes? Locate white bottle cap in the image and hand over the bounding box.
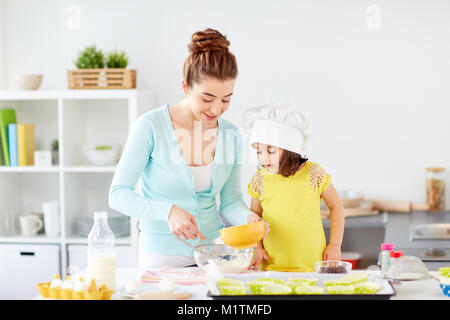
[94,211,107,218]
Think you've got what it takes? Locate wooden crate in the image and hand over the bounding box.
[67,69,136,89]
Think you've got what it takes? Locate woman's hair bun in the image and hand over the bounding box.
[188,28,230,54]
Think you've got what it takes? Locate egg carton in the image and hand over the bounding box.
[37,279,114,300]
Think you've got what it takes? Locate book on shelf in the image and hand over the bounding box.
[17,123,35,166]
[0,108,17,166]
[8,124,18,167]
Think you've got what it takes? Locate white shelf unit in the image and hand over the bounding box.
[0,90,155,277]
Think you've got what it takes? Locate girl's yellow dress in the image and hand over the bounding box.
[248,161,331,272]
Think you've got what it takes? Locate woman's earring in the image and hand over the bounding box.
[257,162,263,170]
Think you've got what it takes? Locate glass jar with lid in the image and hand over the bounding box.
[425,167,445,212]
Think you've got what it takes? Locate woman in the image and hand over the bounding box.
[109,28,262,269]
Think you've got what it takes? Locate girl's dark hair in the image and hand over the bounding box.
[183,28,238,87]
[278,149,308,177]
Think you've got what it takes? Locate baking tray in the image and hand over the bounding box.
[207,271,397,300]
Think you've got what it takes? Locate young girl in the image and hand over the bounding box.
[245,104,345,272]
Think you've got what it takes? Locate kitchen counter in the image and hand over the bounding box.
[111,268,446,300]
[385,210,450,270]
[322,212,388,267]
[385,210,450,246]
[34,268,447,300]
[322,210,450,269]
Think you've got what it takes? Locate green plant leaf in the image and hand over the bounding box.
[106,50,128,68]
[75,44,105,69]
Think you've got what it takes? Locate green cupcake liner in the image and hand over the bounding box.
[286,278,318,288]
[293,285,324,295]
[219,284,248,296]
[439,267,450,278]
[259,283,292,295]
[326,285,355,294]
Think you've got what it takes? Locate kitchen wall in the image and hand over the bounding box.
[0,0,4,90]
[2,0,450,207]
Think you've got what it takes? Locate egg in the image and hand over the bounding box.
[62,275,73,290]
[50,274,62,288]
[74,277,88,292]
[125,280,141,295]
[158,278,176,292]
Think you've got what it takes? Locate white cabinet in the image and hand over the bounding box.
[0,244,60,299]
[0,90,155,278]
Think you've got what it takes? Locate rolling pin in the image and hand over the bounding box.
[370,200,429,213]
[134,290,192,300]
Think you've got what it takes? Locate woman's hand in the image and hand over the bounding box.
[248,244,269,271]
[322,243,342,261]
[247,213,270,240]
[168,205,206,240]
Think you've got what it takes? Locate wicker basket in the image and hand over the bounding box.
[67,69,136,89]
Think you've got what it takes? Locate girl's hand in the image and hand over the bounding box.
[322,243,342,261]
[247,213,270,240]
[248,245,269,271]
[168,205,206,240]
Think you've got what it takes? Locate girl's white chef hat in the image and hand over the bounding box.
[243,103,312,156]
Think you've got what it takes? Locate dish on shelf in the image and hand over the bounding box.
[17,74,43,90]
[343,201,374,217]
[76,212,130,238]
[338,190,365,208]
[83,144,120,166]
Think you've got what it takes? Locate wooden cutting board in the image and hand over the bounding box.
[370,200,429,213]
[321,209,379,219]
[321,201,379,218]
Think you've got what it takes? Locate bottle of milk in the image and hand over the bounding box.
[87,211,116,290]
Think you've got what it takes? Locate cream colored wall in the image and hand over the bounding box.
[3,0,450,207]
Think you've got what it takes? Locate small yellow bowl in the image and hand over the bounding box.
[219,221,265,249]
[36,282,51,298]
[49,287,62,299]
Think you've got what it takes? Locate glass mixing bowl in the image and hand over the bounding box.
[193,244,254,274]
[385,255,432,281]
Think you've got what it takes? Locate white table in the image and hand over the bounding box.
[112,268,447,300]
[34,268,446,300]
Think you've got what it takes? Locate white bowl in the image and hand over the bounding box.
[338,190,365,208]
[83,144,120,166]
[17,74,43,90]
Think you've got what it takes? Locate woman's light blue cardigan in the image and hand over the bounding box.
[108,105,252,256]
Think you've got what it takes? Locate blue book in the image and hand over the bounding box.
[8,123,18,167]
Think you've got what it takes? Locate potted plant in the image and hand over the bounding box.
[74,44,105,69]
[67,44,136,89]
[106,50,128,69]
[51,139,59,165]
